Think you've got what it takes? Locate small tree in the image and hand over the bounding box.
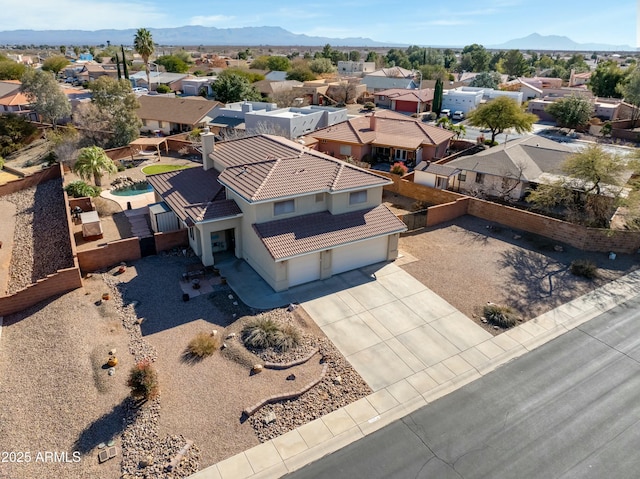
[467,96,537,144]
[73,146,117,186]
[20,69,71,126]
[618,65,640,127]
[212,72,261,103]
[546,95,594,130]
[469,71,502,89]
[41,55,70,76]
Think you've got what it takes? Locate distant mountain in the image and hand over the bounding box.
[0,25,400,47]
[490,33,634,52]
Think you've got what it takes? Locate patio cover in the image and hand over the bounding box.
[129,137,169,158]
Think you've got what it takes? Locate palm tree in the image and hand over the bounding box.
[73,146,117,186]
[134,28,155,89]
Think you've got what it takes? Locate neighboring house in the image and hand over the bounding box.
[181,77,217,97]
[147,133,407,291]
[77,63,118,82]
[0,80,30,114]
[445,136,575,200]
[253,79,303,99]
[129,71,189,92]
[309,109,455,167]
[441,87,523,114]
[569,70,592,87]
[136,95,222,135]
[373,88,434,114]
[337,61,376,76]
[414,162,462,191]
[290,79,366,106]
[209,101,348,139]
[362,67,418,92]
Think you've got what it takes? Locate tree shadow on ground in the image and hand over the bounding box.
[498,249,573,315]
[73,397,135,454]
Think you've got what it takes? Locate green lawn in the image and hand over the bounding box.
[141,164,194,175]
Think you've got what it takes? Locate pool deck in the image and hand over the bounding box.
[100,189,157,210]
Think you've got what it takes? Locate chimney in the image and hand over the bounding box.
[200,127,215,171]
[369,113,376,130]
[241,102,253,113]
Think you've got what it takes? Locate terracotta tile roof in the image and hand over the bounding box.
[216,136,391,202]
[0,91,30,106]
[373,88,434,103]
[147,166,241,223]
[310,110,455,148]
[136,95,222,126]
[253,204,407,260]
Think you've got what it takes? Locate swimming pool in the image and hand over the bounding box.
[111,182,153,196]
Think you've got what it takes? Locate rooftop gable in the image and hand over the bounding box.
[136,95,221,125]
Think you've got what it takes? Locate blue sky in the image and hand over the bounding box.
[5,0,637,47]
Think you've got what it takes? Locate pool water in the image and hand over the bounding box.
[111,183,153,196]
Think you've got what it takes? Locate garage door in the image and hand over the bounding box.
[288,252,321,287]
[332,237,388,275]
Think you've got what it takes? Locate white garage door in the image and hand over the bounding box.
[288,252,321,287]
[332,237,388,275]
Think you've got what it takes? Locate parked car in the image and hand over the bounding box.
[452,111,465,121]
[132,87,149,93]
[439,109,451,119]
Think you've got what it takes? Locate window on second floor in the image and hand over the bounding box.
[274,199,295,216]
[349,190,367,205]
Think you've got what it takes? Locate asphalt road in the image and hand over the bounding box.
[285,295,640,479]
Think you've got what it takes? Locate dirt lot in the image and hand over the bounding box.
[399,215,639,334]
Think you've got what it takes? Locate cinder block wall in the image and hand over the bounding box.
[77,238,142,273]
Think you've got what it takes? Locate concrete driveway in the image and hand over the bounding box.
[297,262,493,391]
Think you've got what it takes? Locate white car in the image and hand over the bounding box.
[132,87,148,93]
[439,109,451,119]
[452,111,465,120]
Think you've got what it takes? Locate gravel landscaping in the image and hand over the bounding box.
[3,178,74,293]
[399,215,639,333]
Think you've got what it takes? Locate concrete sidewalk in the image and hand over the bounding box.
[190,261,640,479]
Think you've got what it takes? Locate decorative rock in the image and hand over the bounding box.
[228,294,234,300]
[481,318,488,323]
[211,330,218,337]
[513,234,522,240]
[493,325,499,330]
[109,348,117,355]
[263,411,276,425]
[226,333,236,339]
[221,343,228,350]
[139,455,154,468]
[286,374,296,381]
[252,364,264,374]
[287,303,297,312]
[108,367,115,376]
[554,245,564,252]
[232,301,238,306]
[333,375,342,385]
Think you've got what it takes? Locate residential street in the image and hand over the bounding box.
[285,294,640,479]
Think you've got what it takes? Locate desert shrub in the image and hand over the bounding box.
[65,180,101,198]
[570,259,599,279]
[483,303,518,328]
[273,324,301,352]
[242,317,301,352]
[390,162,408,176]
[156,84,171,94]
[187,332,221,358]
[363,102,375,111]
[127,360,159,400]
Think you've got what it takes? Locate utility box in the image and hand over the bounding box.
[149,202,179,233]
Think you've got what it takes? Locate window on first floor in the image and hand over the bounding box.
[274,199,295,216]
[475,172,485,184]
[459,171,467,182]
[349,190,367,205]
[339,144,352,156]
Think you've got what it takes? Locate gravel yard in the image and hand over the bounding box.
[3,178,74,293]
[399,215,639,333]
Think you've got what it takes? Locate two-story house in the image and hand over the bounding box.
[147,133,407,291]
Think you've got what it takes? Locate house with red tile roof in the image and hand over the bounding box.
[309,109,455,167]
[0,80,32,115]
[373,88,434,114]
[147,132,407,291]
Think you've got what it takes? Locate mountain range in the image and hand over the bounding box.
[489,33,633,52]
[0,27,634,51]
